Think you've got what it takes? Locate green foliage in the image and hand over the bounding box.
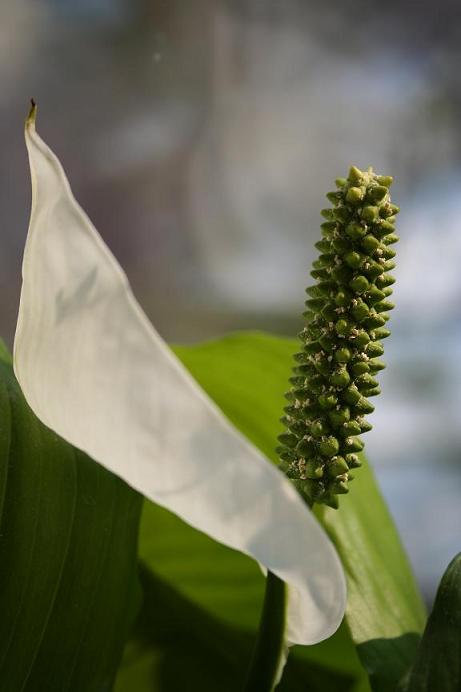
[319,469,426,692]
[278,166,399,507]
[116,564,355,692]
[403,553,461,692]
[0,349,142,691]
[170,331,426,691]
[127,492,365,690]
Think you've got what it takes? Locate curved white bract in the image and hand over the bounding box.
[14,110,346,646]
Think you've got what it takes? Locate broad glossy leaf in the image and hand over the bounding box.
[0,350,142,691]
[134,500,370,690]
[404,553,461,692]
[169,332,426,691]
[319,470,426,692]
[115,563,356,692]
[139,500,264,632]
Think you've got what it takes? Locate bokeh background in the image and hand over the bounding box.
[1,0,461,603]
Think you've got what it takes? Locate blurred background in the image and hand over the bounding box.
[1,0,460,603]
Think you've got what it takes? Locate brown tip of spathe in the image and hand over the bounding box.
[26,99,37,126]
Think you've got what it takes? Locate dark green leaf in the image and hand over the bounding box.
[0,356,142,691]
[404,553,461,692]
[318,470,426,692]
[127,501,367,690]
[115,562,356,692]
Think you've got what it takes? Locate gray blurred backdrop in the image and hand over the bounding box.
[1,0,461,602]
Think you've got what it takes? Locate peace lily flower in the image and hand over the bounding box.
[13,105,346,648]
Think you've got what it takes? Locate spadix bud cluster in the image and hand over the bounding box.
[278,166,399,508]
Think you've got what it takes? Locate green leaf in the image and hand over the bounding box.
[318,469,426,692]
[0,356,142,691]
[133,499,367,690]
[115,563,356,692]
[404,553,461,692]
[169,331,426,691]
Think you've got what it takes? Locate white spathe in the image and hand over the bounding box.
[14,109,346,646]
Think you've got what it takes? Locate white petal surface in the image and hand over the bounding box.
[14,112,346,645]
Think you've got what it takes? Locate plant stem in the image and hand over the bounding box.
[243,570,288,692]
